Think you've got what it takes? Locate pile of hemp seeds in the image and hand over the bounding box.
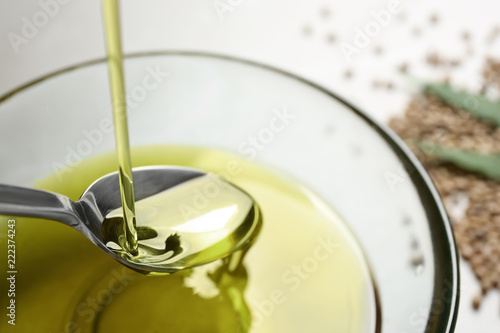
[389,58,500,310]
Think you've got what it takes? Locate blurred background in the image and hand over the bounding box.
[1,0,499,331]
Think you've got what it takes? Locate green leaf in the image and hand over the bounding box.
[417,141,500,181]
[424,83,500,127]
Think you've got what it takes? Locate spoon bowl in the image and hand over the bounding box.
[0,166,262,274]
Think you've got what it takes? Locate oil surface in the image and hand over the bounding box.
[102,174,262,273]
[0,146,378,333]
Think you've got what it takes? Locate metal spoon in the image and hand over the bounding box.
[0,166,261,274]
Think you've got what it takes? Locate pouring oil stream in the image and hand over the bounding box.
[102,0,138,255]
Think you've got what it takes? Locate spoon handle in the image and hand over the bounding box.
[0,184,80,227]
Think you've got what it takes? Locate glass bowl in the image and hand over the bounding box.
[0,52,459,332]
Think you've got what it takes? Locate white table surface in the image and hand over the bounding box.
[1,0,499,331]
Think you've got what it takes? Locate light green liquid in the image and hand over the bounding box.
[103,0,138,255]
[102,174,262,273]
[0,146,379,332]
